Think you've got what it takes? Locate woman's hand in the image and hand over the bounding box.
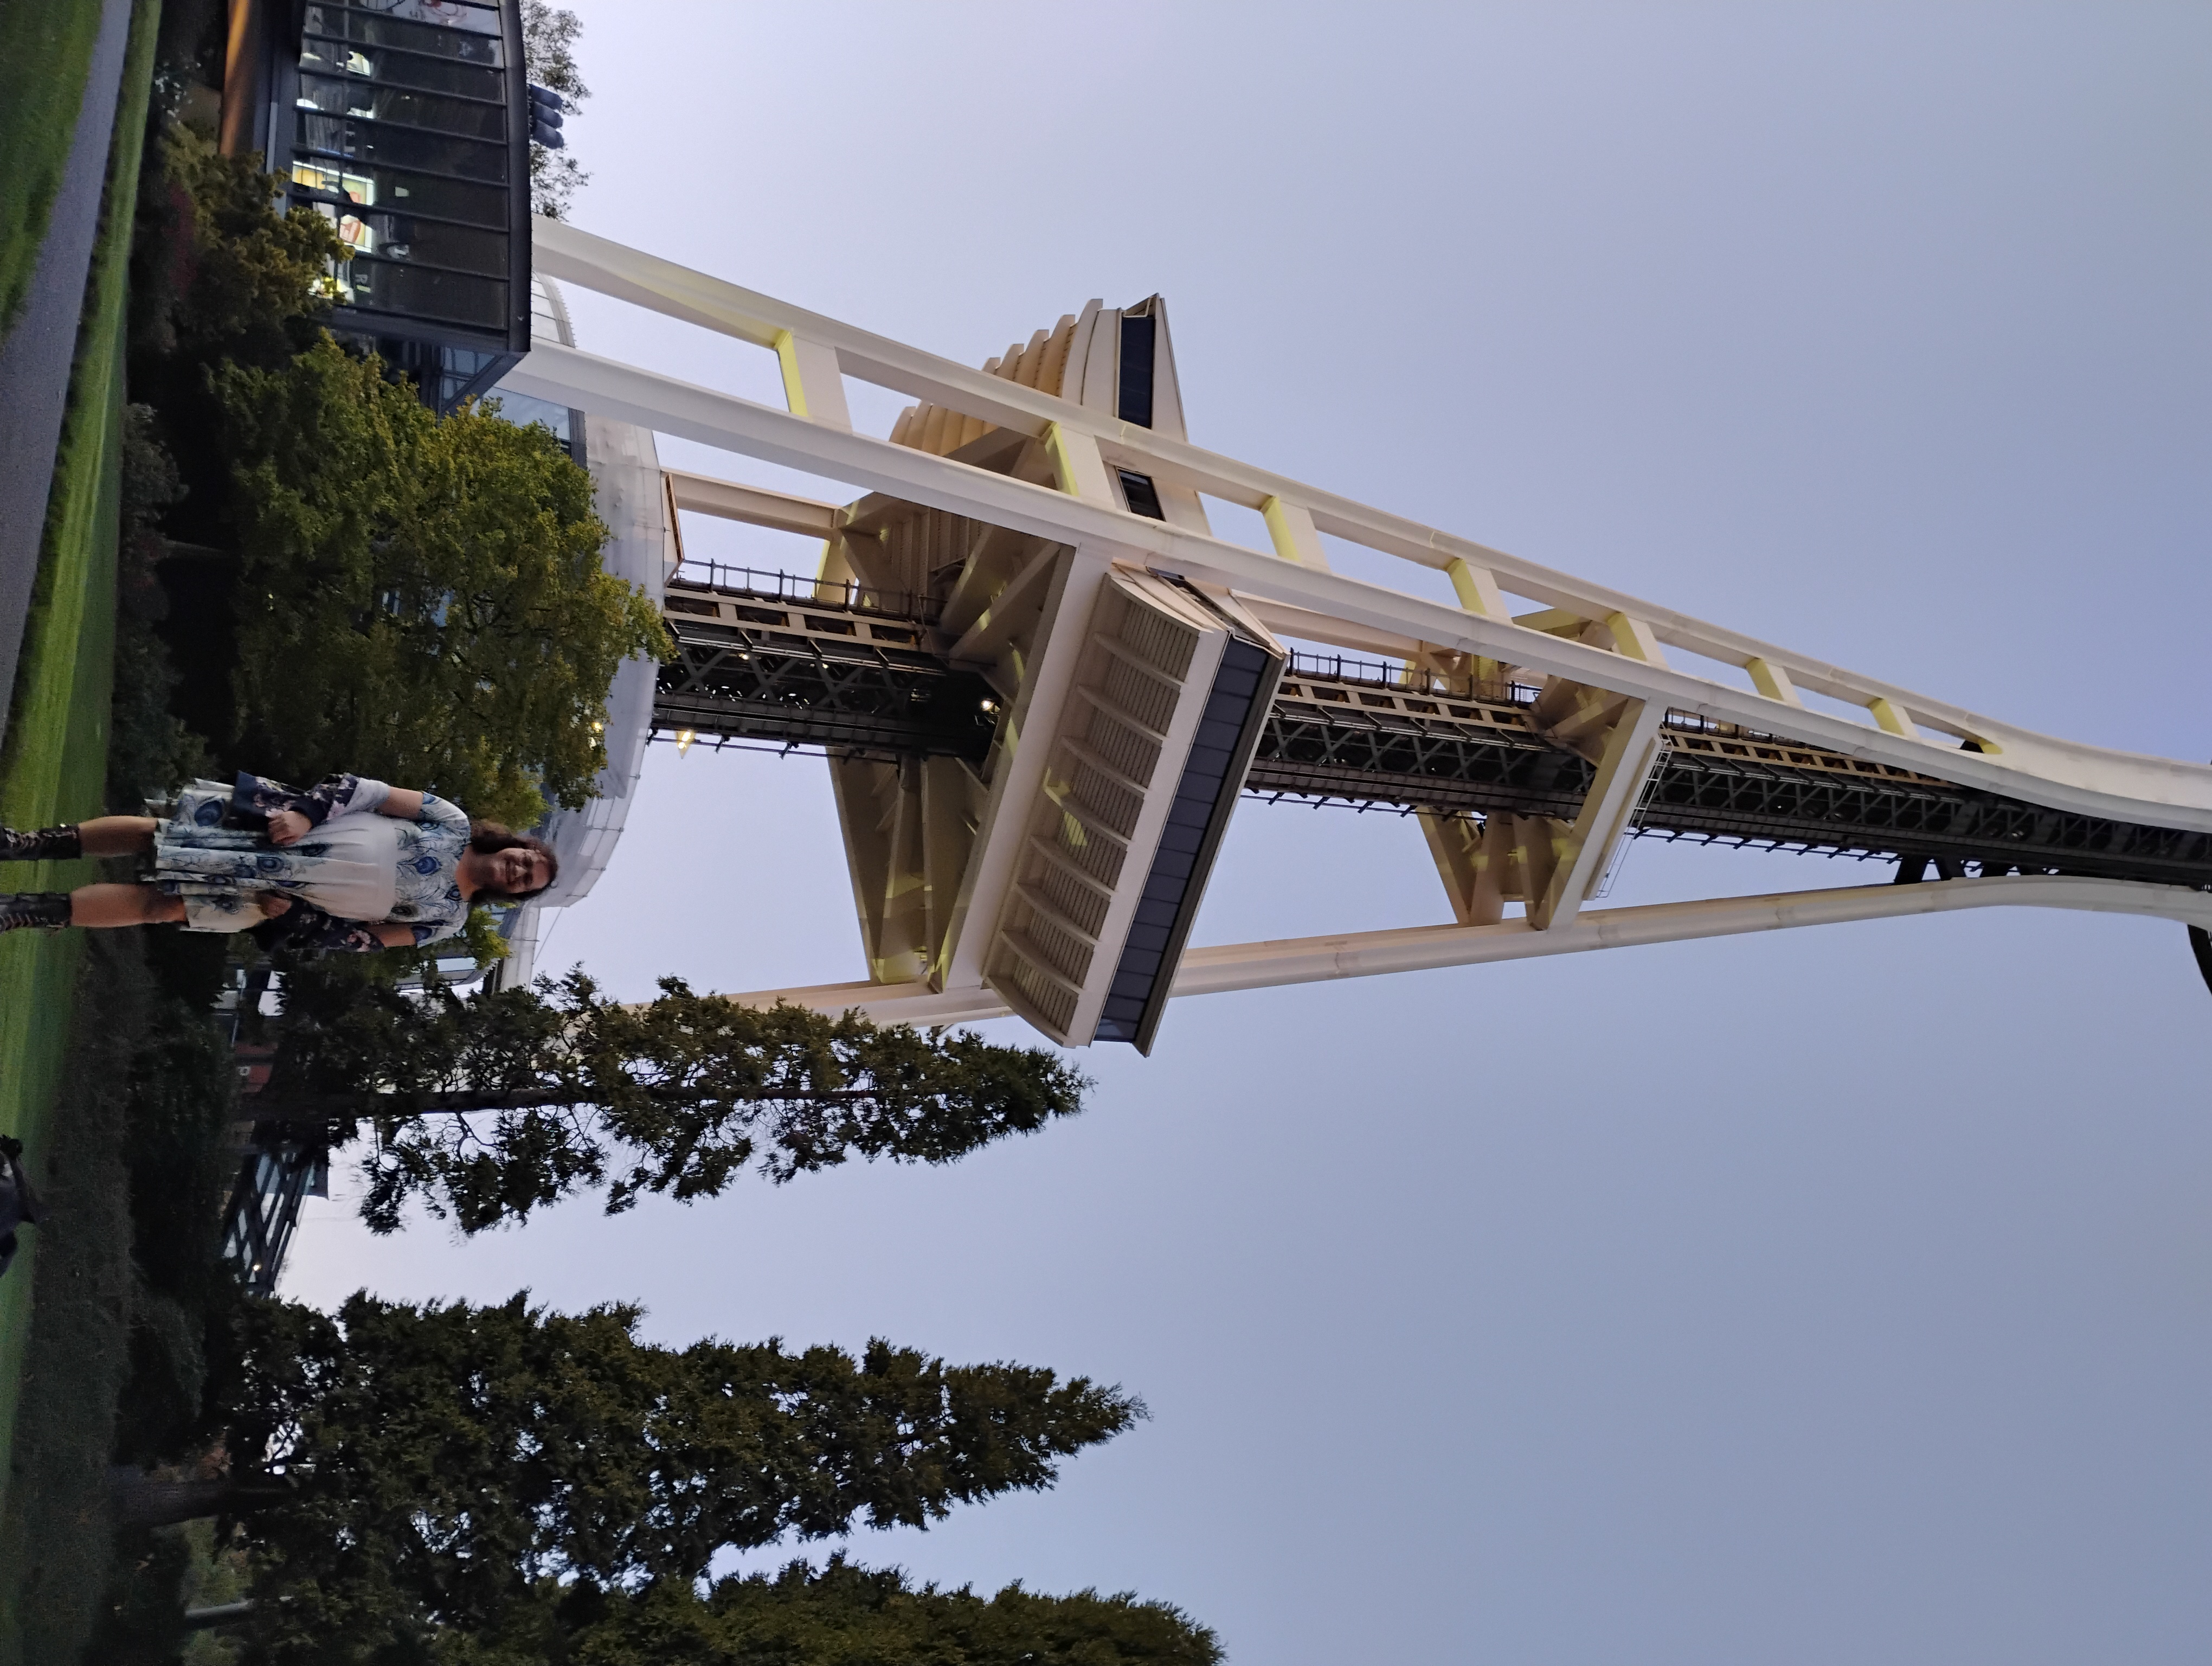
[267,809,310,846]
[256,894,293,918]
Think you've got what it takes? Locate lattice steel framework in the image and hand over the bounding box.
[651,591,2212,892]
[654,576,997,762]
[1247,664,2212,887]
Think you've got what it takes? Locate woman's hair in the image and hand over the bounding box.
[467,822,560,904]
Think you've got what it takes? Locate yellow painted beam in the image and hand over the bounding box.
[1045,422,1117,503]
[1446,556,1508,618]
[1869,696,1919,739]
[1603,611,1668,668]
[1745,656,1804,707]
[774,330,853,430]
[1262,496,1332,569]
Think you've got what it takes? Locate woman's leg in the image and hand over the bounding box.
[0,815,155,863]
[66,883,186,927]
[1,876,291,932]
[0,883,194,934]
[78,817,158,857]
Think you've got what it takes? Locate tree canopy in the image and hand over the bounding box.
[215,337,666,827]
[136,127,345,369]
[522,1,590,219]
[261,968,1090,1234]
[436,1556,1223,1666]
[154,1292,1137,1661]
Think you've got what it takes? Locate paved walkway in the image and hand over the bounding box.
[0,0,134,743]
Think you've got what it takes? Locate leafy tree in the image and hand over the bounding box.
[215,336,667,826]
[115,1293,1139,1663]
[125,127,348,575]
[522,1,590,218]
[110,403,215,809]
[135,126,346,369]
[440,1555,1223,1665]
[258,968,1089,1234]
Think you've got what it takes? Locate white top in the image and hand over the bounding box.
[297,812,400,920]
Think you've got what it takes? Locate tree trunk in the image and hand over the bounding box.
[183,1600,256,1630]
[108,1466,289,1526]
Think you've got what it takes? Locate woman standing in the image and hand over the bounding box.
[0,773,555,951]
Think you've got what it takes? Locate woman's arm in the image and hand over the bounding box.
[262,773,391,846]
[269,784,466,845]
[291,920,443,954]
[259,901,451,956]
[384,789,471,836]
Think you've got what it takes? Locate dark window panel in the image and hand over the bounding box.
[485,388,574,444]
[299,31,506,98]
[326,0,502,37]
[304,4,504,63]
[1117,311,1156,427]
[339,258,508,330]
[288,157,509,227]
[1116,469,1166,520]
[309,202,507,275]
[297,112,509,182]
[302,37,505,100]
[298,73,505,138]
[424,344,506,412]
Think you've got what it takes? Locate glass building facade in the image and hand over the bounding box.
[253,0,535,407]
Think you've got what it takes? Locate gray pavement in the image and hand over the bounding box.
[0,0,134,742]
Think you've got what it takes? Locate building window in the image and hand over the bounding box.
[281,0,528,387]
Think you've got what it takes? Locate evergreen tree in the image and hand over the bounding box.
[118,1294,1139,1663]
[441,1556,1223,1665]
[258,968,1089,1234]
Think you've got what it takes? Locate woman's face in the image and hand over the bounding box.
[488,844,551,896]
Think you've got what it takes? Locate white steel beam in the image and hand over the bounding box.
[717,875,2212,1026]
[945,543,1060,665]
[1174,874,2212,994]
[720,977,1014,1027]
[664,470,839,537]
[503,336,2212,835]
[533,219,2173,772]
[1533,700,1668,930]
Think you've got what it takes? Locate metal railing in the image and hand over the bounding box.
[1283,649,1541,705]
[1660,707,1808,747]
[665,561,938,623]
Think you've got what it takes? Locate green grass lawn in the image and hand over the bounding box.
[0,0,109,334]
[0,941,142,1666]
[0,0,156,1537]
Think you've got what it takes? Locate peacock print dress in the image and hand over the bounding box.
[155,773,473,952]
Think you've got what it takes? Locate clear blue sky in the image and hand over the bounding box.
[290,7,2212,1661]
